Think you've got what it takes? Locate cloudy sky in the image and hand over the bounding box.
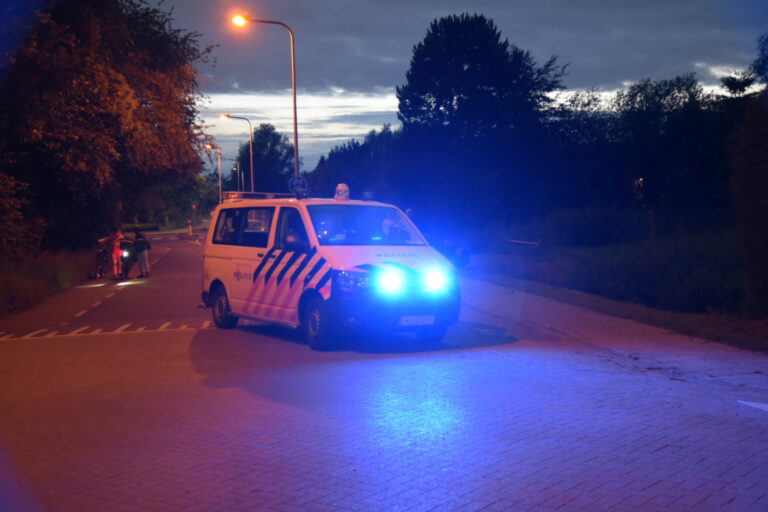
[160,1,765,171]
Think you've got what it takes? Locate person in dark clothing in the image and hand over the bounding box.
[133,228,152,277]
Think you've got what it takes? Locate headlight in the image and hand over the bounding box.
[122,250,129,258]
[423,269,450,292]
[335,270,370,289]
[376,269,405,294]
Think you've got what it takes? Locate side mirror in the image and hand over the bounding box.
[283,232,310,253]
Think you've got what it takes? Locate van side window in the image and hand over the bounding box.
[240,207,275,248]
[276,207,309,250]
[213,209,244,245]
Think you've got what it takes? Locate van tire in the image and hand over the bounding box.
[302,296,333,350]
[212,287,238,329]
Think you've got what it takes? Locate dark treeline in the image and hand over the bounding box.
[306,14,768,315]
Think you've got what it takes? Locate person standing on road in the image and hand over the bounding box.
[111,227,123,279]
[133,228,151,278]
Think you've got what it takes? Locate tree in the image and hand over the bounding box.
[731,33,768,315]
[394,14,567,225]
[234,123,295,193]
[612,74,715,221]
[396,13,566,138]
[0,0,212,249]
[720,71,756,97]
[750,33,768,82]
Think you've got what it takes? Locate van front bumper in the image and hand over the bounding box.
[327,285,460,332]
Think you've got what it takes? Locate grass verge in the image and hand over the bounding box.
[466,255,768,353]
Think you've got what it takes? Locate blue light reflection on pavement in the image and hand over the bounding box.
[370,370,466,443]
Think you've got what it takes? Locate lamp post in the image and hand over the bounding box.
[220,114,254,192]
[205,144,223,203]
[232,14,299,179]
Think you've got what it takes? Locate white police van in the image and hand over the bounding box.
[201,184,460,350]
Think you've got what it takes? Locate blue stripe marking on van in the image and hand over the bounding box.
[304,257,327,287]
[253,248,277,281]
[290,246,317,287]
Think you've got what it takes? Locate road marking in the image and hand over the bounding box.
[5,322,216,340]
[92,301,103,307]
[739,400,768,413]
[106,293,116,298]
[22,329,48,339]
[74,310,87,318]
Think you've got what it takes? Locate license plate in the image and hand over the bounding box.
[399,315,435,326]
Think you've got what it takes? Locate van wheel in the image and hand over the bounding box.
[302,296,333,350]
[212,287,237,329]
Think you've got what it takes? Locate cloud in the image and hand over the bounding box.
[201,88,399,172]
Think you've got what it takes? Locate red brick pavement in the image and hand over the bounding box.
[0,278,767,511]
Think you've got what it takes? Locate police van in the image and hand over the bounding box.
[201,184,460,350]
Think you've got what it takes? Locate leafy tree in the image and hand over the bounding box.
[394,14,567,226]
[0,0,212,249]
[750,33,768,82]
[396,13,566,138]
[612,74,719,222]
[234,123,296,193]
[731,33,768,315]
[0,173,44,261]
[720,71,756,97]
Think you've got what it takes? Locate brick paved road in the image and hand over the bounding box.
[1,238,767,511]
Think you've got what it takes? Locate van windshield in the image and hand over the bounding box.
[307,204,426,246]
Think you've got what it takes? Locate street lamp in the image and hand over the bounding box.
[220,114,254,192]
[205,144,223,203]
[232,14,300,179]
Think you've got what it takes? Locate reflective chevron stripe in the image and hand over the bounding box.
[242,247,332,324]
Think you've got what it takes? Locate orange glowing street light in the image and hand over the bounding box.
[232,13,300,179]
[220,114,254,192]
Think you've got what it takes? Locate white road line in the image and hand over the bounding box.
[1,333,15,340]
[69,326,90,335]
[158,322,171,330]
[74,310,87,318]
[91,329,102,334]
[201,320,211,329]
[44,331,59,338]
[91,301,102,307]
[106,293,116,298]
[136,326,146,332]
[115,323,131,333]
[22,329,48,339]
[180,324,188,330]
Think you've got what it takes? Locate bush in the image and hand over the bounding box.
[540,207,646,246]
[0,250,92,315]
[501,229,744,314]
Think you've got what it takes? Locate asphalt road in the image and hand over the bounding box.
[1,235,767,511]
